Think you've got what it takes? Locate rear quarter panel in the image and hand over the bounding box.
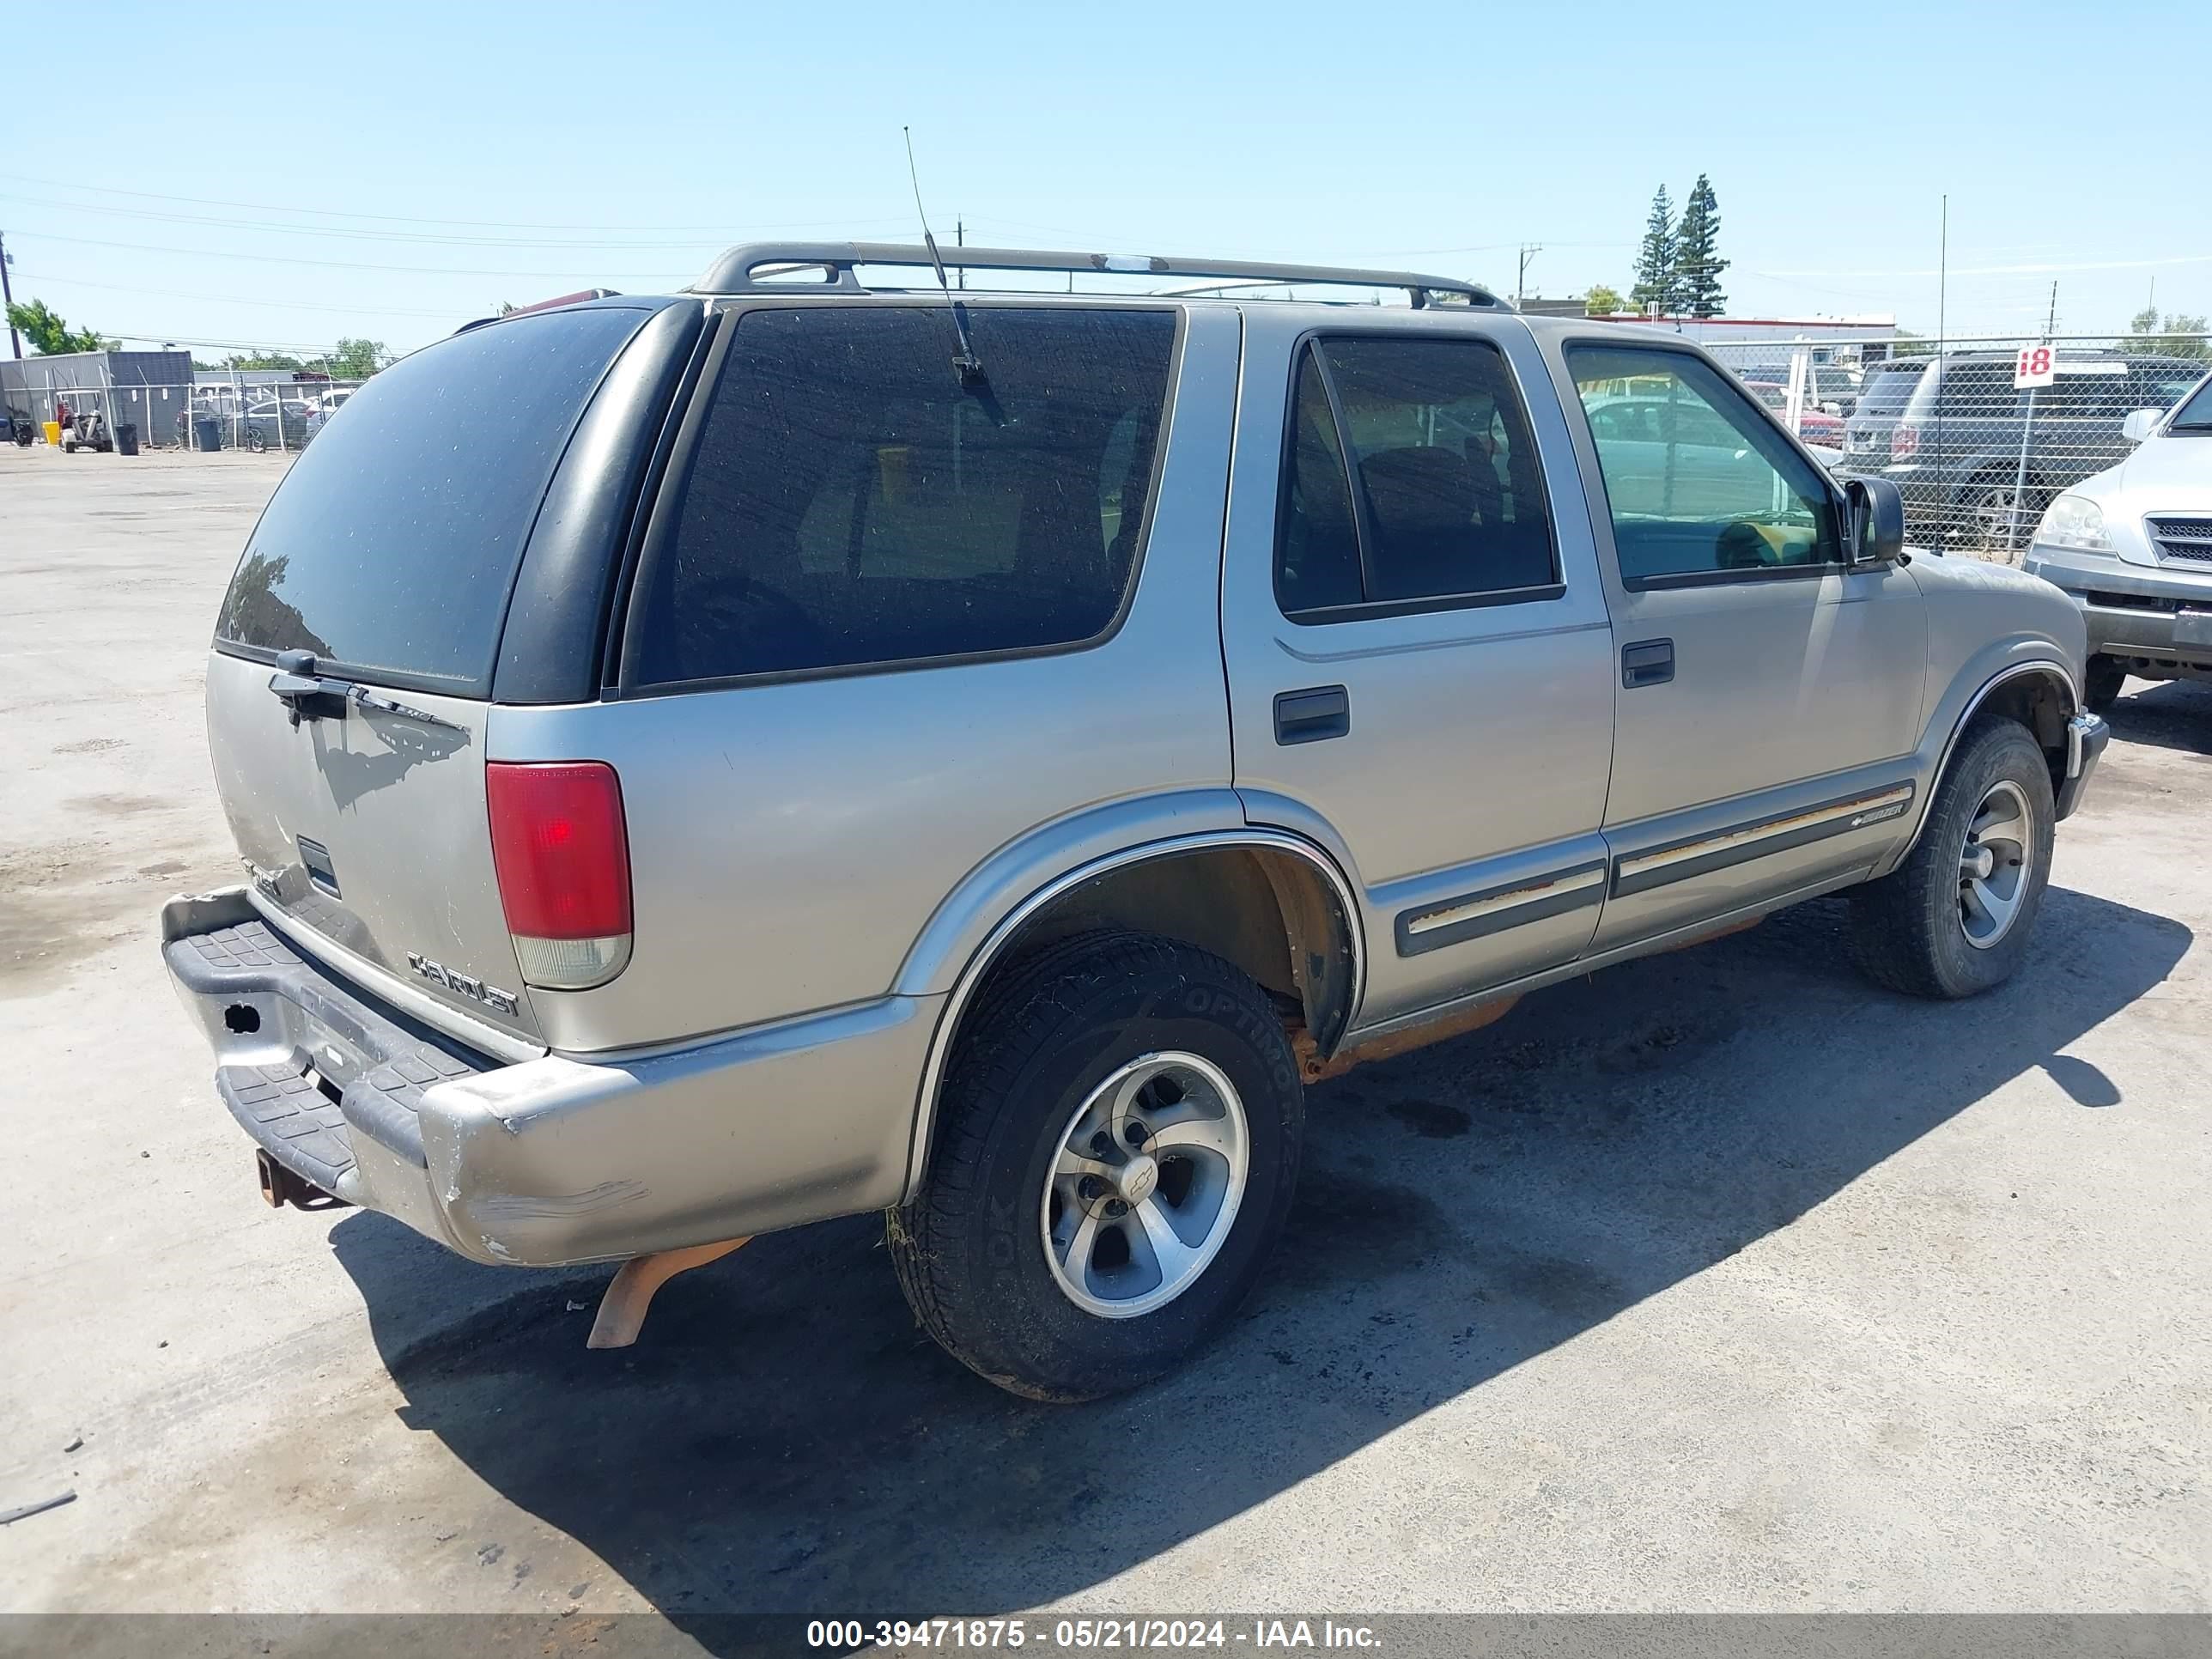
[492,307,1245,1054]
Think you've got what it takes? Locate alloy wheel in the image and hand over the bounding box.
[1040,1051,1249,1320]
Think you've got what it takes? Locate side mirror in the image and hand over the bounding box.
[1845,476,1906,566]
[2121,409,2163,443]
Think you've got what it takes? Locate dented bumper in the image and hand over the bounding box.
[161,889,939,1267]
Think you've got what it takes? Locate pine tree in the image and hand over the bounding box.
[1630,186,1676,313]
[1674,174,1729,319]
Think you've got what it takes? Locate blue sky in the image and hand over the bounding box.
[4,0,2205,360]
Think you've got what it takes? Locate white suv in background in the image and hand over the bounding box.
[2026,369,2212,711]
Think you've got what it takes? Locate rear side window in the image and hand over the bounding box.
[629,306,1176,687]
[1273,335,1557,621]
[215,307,643,693]
[1905,360,2020,420]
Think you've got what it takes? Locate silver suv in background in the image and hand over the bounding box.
[2025,368,2212,710]
[163,244,2106,1401]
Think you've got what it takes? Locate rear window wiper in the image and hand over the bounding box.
[268,650,464,732]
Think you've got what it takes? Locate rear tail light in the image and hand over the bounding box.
[1891,422,1919,459]
[486,761,633,990]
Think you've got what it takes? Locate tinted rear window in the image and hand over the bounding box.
[1855,365,1924,416]
[216,307,643,693]
[628,305,1176,687]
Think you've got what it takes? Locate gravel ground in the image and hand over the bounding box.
[1,446,2206,1624]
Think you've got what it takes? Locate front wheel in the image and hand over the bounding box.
[246,428,269,454]
[1848,719,2055,999]
[889,932,1304,1401]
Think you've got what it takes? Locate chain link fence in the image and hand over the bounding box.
[1702,334,2212,562]
[3,378,368,454]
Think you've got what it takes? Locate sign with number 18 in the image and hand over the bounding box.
[2014,344,2056,388]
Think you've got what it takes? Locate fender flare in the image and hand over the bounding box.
[1895,656,2078,860]
[897,828,1364,1204]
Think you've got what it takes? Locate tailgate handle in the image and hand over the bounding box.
[1621,639,1674,689]
[1274,684,1350,744]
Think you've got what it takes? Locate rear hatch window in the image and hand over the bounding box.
[216,305,647,694]
[1855,365,1924,417]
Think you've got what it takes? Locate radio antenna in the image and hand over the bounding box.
[903,127,984,386]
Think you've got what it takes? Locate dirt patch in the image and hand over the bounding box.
[0,844,167,998]
[54,738,125,757]
[66,793,170,818]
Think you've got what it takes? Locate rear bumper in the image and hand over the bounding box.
[162,889,938,1267]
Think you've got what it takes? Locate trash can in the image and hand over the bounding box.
[41,420,61,447]
[192,416,222,453]
[114,422,139,457]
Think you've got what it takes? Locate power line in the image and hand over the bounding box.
[12,269,465,319]
[0,169,893,235]
[11,229,691,281]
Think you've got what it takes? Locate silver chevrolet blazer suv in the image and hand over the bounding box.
[161,244,2109,1400]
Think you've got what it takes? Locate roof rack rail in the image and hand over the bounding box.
[690,242,1502,310]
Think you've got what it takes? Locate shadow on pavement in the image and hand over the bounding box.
[2104,678,2212,758]
[331,886,2187,1636]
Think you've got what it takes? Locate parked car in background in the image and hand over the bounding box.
[1746,380,1845,447]
[229,398,319,453]
[1838,350,2207,554]
[2023,368,2212,710]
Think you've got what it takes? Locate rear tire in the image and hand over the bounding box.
[1848,719,2055,999]
[889,931,1304,1402]
[2083,657,2126,715]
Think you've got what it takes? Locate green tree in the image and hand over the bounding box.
[2128,307,2209,361]
[1629,186,1676,313]
[5,296,110,355]
[1583,283,1627,316]
[326,337,386,379]
[222,349,305,371]
[1674,174,1728,319]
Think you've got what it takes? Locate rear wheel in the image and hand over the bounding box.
[889,932,1304,1401]
[2083,656,2127,715]
[246,428,269,454]
[1848,719,2055,998]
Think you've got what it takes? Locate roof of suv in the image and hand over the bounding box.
[684,240,1509,312]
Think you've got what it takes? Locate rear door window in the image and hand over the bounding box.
[628,305,1176,687]
[1273,335,1558,620]
[215,306,645,694]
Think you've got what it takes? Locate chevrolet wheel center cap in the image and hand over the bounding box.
[1118,1153,1159,1206]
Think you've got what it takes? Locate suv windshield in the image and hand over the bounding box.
[215,305,644,694]
[2166,375,2212,431]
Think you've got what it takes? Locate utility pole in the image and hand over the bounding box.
[956,218,964,290]
[1516,244,1542,309]
[0,230,21,359]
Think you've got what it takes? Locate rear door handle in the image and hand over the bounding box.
[1274,684,1350,744]
[1621,639,1674,689]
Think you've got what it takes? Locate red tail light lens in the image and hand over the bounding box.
[486,762,633,989]
[1891,422,1919,459]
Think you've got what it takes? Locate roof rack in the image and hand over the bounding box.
[690,242,1502,310]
